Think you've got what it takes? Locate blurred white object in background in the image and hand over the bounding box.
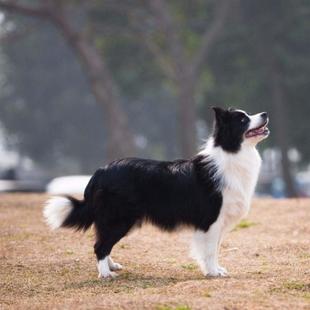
[46,175,91,194]
[296,171,310,197]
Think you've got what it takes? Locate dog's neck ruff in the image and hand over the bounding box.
[199,137,261,219]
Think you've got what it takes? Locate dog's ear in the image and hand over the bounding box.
[212,107,227,124]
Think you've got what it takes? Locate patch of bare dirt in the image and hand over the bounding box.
[0,194,309,309]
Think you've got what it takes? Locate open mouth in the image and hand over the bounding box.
[245,121,269,138]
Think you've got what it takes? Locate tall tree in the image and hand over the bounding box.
[0,0,136,161]
[131,0,232,157]
[241,0,300,197]
[0,19,108,174]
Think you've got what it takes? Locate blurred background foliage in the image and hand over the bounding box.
[0,0,309,197]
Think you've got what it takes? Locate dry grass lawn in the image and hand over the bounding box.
[0,194,309,309]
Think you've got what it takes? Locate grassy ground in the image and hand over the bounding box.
[0,194,309,309]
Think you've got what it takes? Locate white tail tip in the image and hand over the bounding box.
[43,196,72,230]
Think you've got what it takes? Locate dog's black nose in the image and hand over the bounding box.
[261,112,268,120]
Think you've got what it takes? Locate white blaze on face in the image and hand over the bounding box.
[247,113,265,131]
[235,109,265,131]
[235,109,269,145]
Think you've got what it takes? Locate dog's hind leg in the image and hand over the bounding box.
[94,221,133,278]
[108,256,123,271]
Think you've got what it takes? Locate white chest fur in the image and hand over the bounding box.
[200,138,262,229]
[220,146,261,227]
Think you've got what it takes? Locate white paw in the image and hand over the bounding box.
[98,271,118,279]
[217,266,228,274]
[206,266,228,277]
[109,262,123,271]
[97,258,118,279]
[108,257,123,271]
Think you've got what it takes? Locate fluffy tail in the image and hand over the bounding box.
[43,196,93,231]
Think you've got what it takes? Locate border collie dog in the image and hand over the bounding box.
[44,107,269,278]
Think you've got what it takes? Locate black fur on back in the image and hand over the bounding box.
[84,155,223,234]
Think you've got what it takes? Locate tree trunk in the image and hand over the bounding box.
[270,67,298,197]
[52,10,136,161]
[147,0,230,159]
[176,74,197,158]
[255,27,298,198]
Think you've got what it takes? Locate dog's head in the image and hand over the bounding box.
[212,107,269,152]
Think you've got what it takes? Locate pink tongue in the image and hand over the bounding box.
[256,128,264,134]
[248,127,264,137]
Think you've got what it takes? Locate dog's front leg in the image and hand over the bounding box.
[191,221,227,277]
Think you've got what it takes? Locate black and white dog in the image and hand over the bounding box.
[44,107,269,278]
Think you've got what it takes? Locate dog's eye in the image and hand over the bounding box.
[241,117,247,123]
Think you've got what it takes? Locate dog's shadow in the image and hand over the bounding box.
[66,271,206,291]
